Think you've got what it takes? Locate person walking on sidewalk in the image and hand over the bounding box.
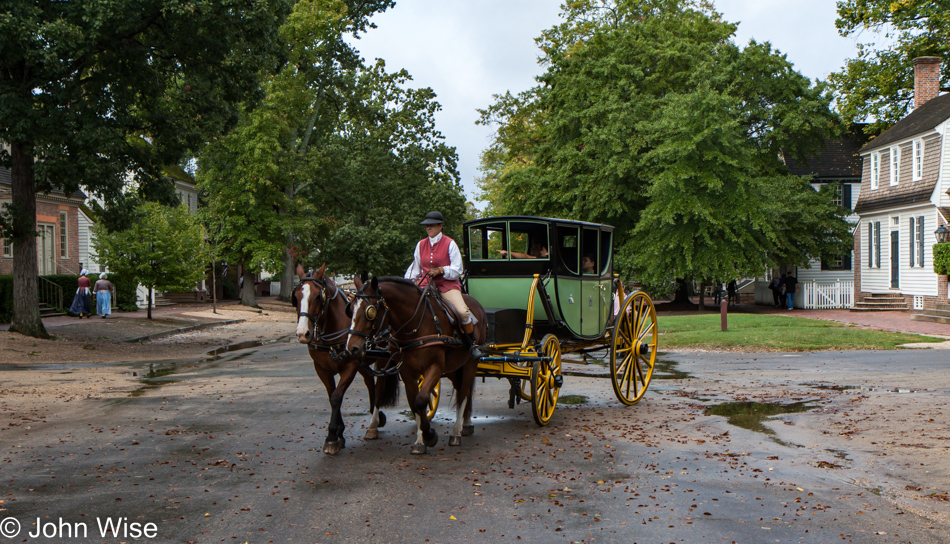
[93,273,115,318]
[784,271,798,310]
[69,270,92,318]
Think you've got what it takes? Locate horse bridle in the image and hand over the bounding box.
[296,277,350,357]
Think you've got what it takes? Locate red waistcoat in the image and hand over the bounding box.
[418,235,461,292]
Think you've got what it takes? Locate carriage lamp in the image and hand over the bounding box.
[936,224,950,244]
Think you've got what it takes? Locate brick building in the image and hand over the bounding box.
[0,167,86,276]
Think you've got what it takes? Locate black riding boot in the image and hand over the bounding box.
[465,331,483,359]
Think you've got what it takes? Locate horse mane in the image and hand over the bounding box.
[377,276,423,291]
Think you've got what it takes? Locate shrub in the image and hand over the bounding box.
[934,243,950,275]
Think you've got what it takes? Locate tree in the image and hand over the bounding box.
[831,0,950,133]
[0,0,290,337]
[199,0,465,289]
[477,0,851,298]
[93,202,207,319]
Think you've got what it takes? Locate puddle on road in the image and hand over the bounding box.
[805,383,857,391]
[207,340,263,357]
[559,395,588,405]
[705,400,818,437]
[129,362,182,397]
[653,359,692,380]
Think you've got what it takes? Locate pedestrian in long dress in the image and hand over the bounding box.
[69,269,92,318]
[94,273,115,318]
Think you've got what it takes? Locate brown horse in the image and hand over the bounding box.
[346,276,487,454]
[292,264,398,454]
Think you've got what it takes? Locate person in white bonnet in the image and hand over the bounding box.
[69,269,93,318]
[93,273,115,318]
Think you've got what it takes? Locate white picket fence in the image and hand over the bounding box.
[801,280,854,310]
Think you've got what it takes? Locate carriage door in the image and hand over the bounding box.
[37,223,55,275]
[580,228,601,336]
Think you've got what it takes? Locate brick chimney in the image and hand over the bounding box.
[913,56,941,110]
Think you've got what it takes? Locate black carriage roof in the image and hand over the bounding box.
[463,215,614,231]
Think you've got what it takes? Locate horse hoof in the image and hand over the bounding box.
[323,438,345,455]
[377,411,387,429]
[461,424,475,437]
[449,435,461,447]
[423,429,438,448]
[364,428,379,440]
[410,443,427,455]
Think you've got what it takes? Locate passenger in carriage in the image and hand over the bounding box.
[582,254,596,274]
[496,240,548,259]
[405,211,483,358]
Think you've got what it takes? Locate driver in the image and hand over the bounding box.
[405,211,482,358]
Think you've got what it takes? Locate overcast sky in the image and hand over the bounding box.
[353,1,866,206]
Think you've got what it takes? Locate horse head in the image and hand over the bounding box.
[346,276,384,359]
[292,262,328,343]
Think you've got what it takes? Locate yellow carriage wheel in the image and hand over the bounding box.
[609,291,657,406]
[530,334,562,426]
[417,375,440,421]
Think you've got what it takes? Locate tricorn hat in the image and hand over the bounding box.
[420,211,444,225]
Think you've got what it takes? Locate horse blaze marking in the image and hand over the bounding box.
[296,283,311,337]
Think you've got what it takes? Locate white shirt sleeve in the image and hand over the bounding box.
[442,239,463,280]
[405,242,422,280]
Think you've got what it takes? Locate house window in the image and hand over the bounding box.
[909,217,917,267]
[59,211,68,259]
[889,147,900,185]
[867,223,873,267]
[913,139,923,180]
[916,215,925,268]
[870,153,880,189]
[2,239,11,258]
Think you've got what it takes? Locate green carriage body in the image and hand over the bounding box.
[463,216,615,342]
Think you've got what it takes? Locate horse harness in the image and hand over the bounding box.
[348,280,463,376]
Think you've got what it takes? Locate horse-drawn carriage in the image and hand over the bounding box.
[463,216,658,425]
[294,215,658,454]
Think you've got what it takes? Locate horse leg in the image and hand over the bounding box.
[312,363,344,454]
[451,363,477,444]
[409,363,441,455]
[362,371,382,440]
[324,364,358,455]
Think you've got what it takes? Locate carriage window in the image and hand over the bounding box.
[582,228,599,275]
[468,223,507,260]
[507,222,549,259]
[599,231,612,275]
[557,226,578,274]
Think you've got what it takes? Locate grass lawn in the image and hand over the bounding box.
[656,313,945,351]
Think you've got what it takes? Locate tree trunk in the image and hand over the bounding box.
[240,265,259,308]
[9,142,50,339]
[671,278,691,304]
[147,286,153,320]
[698,281,706,311]
[278,244,294,302]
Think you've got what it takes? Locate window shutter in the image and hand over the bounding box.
[907,217,917,268]
[843,252,852,271]
[868,223,873,267]
[843,184,852,210]
[918,216,925,267]
[874,221,881,268]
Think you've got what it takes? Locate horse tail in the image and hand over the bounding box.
[377,372,400,408]
[450,368,475,411]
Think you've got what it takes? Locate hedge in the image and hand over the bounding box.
[0,273,140,323]
[935,243,950,276]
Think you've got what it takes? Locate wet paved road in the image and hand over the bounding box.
[2,343,949,543]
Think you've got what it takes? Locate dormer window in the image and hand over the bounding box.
[870,152,879,189]
[912,139,923,180]
[889,146,900,185]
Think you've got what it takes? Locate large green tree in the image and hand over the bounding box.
[0,0,290,337]
[199,0,465,293]
[831,0,950,132]
[93,202,207,319]
[478,0,851,296]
